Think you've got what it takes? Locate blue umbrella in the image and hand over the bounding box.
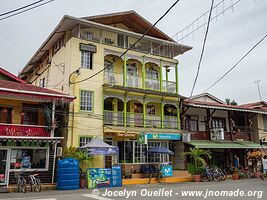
[147,147,174,155]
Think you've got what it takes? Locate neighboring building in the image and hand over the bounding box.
[0,67,74,188]
[19,11,192,170]
[181,93,267,171]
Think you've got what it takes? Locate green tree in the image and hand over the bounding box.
[184,148,211,174]
[225,98,238,106]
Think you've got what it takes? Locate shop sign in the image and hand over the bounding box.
[137,133,147,144]
[161,165,173,177]
[0,125,50,137]
[146,133,181,140]
[111,165,122,187]
[80,43,97,53]
[0,140,49,147]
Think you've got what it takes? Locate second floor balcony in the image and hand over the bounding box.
[103,54,178,94]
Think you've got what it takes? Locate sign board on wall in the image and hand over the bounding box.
[137,133,147,144]
[87,168,112,189]
[146,133,181,140]
[0,125,50,137]
[80,43,97,53]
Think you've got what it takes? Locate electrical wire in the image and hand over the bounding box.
[0,0,45,17]
[69,0,181,84]
[203,33,267,92]
[0,0,55,21]
[189,0,215,98]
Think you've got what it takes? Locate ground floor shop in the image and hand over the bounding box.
[0,137,61,187]
[184,140,266,173]
[103,131,185,176]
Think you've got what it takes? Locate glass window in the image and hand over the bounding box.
[147,105,156,115]
[22,105,39,125]
[80,91,93,111]
[212,117,226,130]
[10,149,47,169]
[118,141,133,163]
[81,51,92,69]
[79,137,92,147]
[117,34,124,48]
[185,116,199,132]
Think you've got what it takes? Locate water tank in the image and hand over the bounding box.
[57,158,80,190]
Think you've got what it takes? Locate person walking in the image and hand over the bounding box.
[260,155,267,180]
[234,155,240,168]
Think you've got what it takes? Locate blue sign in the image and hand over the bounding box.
[87,168,112,188]
[161,165,173,177]
[146,133,181,140]
[111,165,122,187]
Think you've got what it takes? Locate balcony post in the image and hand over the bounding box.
[143,97,146,128]
[123,54,127,87]
[160,60,163,92]
[124,94,127,126]
[161,100,164,128]
[177,101,181,129]
[175,62,179,95]
[142,57,145,89]
[51,100,56,137]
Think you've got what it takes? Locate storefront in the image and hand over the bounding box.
[104,131,183,174]
[0,135,62,186]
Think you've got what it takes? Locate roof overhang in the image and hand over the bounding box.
[0,87,75,102]
[0,136,63,143]
[20,15,192,79]
[184,102,267,115]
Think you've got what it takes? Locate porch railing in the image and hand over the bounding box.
[164,116,178,129]
[104,72,123,85]
[146,115,161,128]
[162,80,176,93]
[145,78,160,90]
[126,75,142,88]
[126,112,144,126]
[103,111,124,126]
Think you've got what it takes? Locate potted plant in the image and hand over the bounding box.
[64,147,93,188]
[184,148,211,182]
[232,167,239,180]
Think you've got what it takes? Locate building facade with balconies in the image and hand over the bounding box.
[19,11,192,170]
[181,93,267,172]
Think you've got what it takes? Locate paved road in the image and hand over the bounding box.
[1,179,266,200]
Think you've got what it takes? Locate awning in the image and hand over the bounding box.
[184,140,267,149]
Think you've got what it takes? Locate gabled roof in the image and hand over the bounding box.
[0,67,25,83]
[238,101,267,112]
[189,93,225,104]
[82,10,174,41]
[0,80,75,102]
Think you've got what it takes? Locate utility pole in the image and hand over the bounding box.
[254,80,262,101]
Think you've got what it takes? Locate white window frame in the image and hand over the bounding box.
[81,51,92,69]
[9,146,49,172]
[80,90,93,112]
[79,137,92,147]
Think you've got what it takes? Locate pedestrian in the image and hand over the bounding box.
[260,155,267,180]
[234,155,239,168]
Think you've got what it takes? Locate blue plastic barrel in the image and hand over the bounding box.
[57,158,80,190]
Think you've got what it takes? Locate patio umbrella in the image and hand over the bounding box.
[79,137,118,155]
[147,147,174,155]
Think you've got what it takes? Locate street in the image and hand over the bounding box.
[0,179,266,200]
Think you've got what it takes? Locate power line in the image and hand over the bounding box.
[0,0,45,17]
[69,0,181,84]
[0,0,55,21]
[190,0,215,98]
[203,33,267,92]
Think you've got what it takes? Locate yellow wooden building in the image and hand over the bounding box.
[19,11,192,170]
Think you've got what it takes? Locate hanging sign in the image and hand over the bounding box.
[137,133,147,144]
[146,133,181,140]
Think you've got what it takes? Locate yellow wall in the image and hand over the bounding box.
[258,114,267,140]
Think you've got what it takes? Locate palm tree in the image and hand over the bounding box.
[184,148,212,174]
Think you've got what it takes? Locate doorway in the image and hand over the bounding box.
[0,149,8,185]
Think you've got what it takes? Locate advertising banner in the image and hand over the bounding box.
[111,165,122,187]
[87,168,112,188]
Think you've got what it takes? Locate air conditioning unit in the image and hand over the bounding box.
[210,128,224,141]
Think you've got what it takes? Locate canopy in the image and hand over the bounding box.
[80,137,118,155]
[185,140,267,149]
[147,147,174,155]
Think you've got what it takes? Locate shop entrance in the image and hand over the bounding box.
[0,149,8,185]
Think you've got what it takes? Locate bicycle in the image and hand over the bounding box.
[14,170,27,193]
[201,166,221,182]
[28,170,41,192]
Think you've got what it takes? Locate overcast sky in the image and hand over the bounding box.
[0,0,266,104]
